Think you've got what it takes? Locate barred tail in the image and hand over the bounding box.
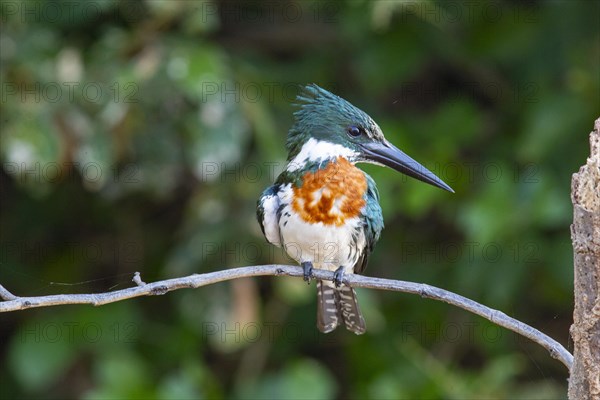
[317,280,341,333]
[338,284,367,335]
[316,280,366,335]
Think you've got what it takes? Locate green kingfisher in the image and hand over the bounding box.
[257,84,453,334]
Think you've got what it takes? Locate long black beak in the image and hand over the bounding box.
[360,140,454,193]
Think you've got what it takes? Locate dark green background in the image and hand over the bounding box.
[1,1,598,398]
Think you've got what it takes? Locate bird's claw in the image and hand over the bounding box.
[302,261,314,284]
[333,266,345,288]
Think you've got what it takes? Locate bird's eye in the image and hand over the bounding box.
[347,126,362,137]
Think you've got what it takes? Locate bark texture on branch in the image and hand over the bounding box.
[569,117,600,399]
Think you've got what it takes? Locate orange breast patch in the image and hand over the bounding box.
[292,157,367,226]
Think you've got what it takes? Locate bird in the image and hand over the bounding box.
[257,84,453,334]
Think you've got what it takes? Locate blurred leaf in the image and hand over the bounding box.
[84,351,151,400]
[8,319,77,391]
[236,358,337,400]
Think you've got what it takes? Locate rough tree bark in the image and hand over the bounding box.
[569,117,600,399]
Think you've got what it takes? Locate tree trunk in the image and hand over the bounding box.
[569,117,600,399]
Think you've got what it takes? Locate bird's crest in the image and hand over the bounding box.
[286,84,380,159]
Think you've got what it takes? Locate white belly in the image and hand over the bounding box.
[278,204,366,274]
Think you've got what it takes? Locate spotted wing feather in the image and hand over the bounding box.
[257,184,282,247]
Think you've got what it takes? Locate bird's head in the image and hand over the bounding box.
[286,84,454,193]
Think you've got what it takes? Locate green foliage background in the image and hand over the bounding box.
[1,1,598,399]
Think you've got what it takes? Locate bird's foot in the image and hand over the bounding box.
[302,261,314,284]
[333,266,345,288]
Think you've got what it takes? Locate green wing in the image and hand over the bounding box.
[354,174,384,275]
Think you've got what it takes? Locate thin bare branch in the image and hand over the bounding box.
[132,272,146,287]
[0,265,573,370]
[0,284,18,301]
